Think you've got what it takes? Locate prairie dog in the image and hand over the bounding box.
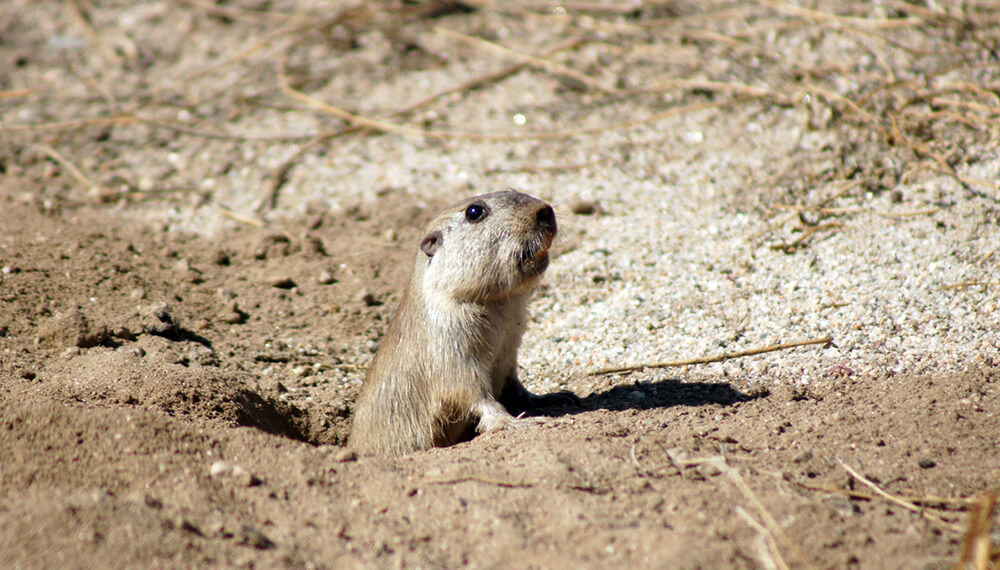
[349,190,575,457]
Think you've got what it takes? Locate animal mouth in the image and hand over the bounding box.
[533,233,553,262]
[521,229,554,275]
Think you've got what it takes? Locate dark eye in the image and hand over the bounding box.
[465,203,487,222]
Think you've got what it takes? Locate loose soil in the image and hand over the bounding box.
[2,1,999,568]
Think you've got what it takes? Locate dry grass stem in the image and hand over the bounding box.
[713,458,811,569]
[756,0,922,29]
[0,88,34,100]
[769,222,844,253]
[30,144,108,200]
[940,281,1000,291]
[586,337,831,377]
[210,205,267,228]
[173,0,308,23]
[425,476,535,488]
[65,0,122,65]
[798,481,981,506]
[280,57,757,141]
[956,492,999,570]
[838,460,965,533]
[735,506,790,570]
[770,204,940,219]
[435,27,619,94]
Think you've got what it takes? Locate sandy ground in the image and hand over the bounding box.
[2,1,999,568]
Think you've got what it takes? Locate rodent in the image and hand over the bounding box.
[348,190,577,457]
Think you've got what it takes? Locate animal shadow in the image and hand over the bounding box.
[529,378,764,417]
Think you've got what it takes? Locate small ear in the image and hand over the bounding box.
[420,230,442,257]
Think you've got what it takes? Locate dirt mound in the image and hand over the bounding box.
[38,336,309,441]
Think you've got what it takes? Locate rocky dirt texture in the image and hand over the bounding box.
[2,1,999,568]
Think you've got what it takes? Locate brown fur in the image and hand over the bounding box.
[348,190,574,457]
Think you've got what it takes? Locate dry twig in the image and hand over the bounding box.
[586,337,831,377]
[838,459,965,532]
[798,481,980,507]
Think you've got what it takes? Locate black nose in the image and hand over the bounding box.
[536,204,557,233]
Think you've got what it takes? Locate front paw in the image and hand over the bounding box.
[475,399,546,433]
[479,414,546,434]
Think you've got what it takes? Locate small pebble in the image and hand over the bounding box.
[210,460,233,478]
[334,449,358,462]
[266,276,296,289]
[569,198,603,215]
[240,524,275,550]
[209,461,259,486]
[219,312,243,324]
[175,517,203,535]
[302,235,326,257]
[306,212,325,230]
[151,302,173,323]
[793,451,814,463]
[357,289,378,306]
[317,269,336,285]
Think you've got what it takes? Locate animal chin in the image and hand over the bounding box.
[520,247,549,276]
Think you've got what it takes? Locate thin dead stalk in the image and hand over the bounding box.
[798,481,980,507]
[586,337,831,377]
[435,27,619,94]
[735,506,790,570]
[770,204,940,220]
[65,0,122,65]
[755,0,922,29]
[940,281,1000,291]
[956,492,999,570]
[30,144,108,198]
[424,476,535,488]
[711,457,812,569]
[280,57,759,141]
[838,459,965,533]
[769,222,845,254]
